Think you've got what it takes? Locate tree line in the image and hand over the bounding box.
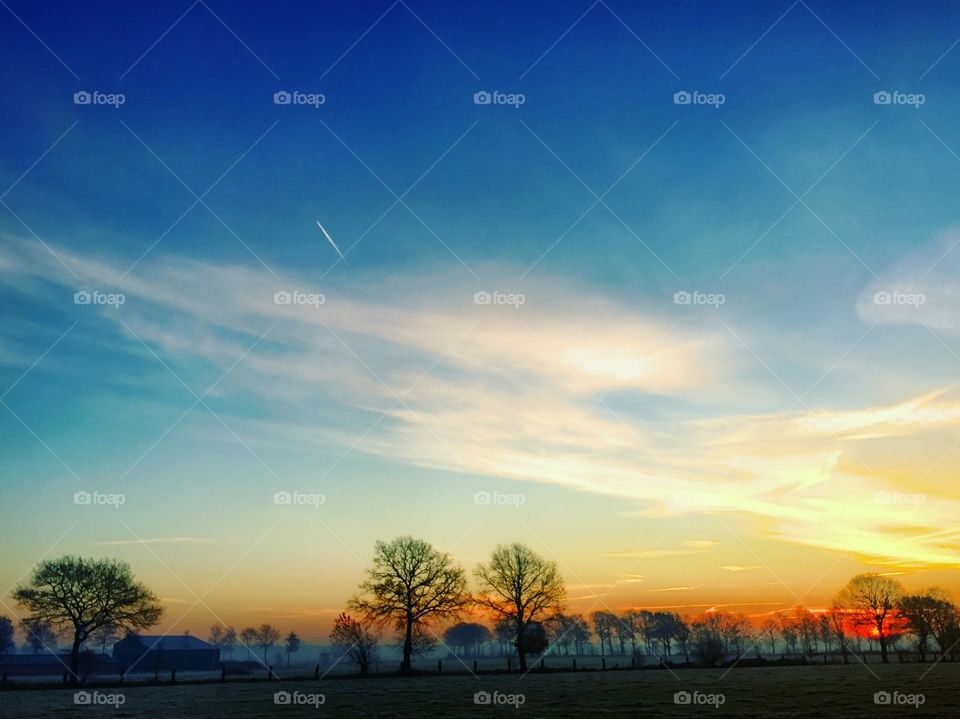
[3,546,959,686]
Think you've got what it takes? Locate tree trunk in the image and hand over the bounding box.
[401,619,413,674]
[879,630,889,664]
[69,634,83,686]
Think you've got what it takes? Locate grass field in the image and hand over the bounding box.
[1,663,957,717]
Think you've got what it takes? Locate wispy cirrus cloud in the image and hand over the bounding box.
[4,236,960,571]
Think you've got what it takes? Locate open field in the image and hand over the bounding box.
[1,663,957,718]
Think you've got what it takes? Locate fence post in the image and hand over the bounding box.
[120,670,125,683]
[268,666,274,681]
[171,668,176,683]
[507,658,512,672]
[437,660,442,674]
[602,657,606,671]
[573,658,576,671]
[221,667,227,682]
[473,660,478,673]
[314,664,320,680]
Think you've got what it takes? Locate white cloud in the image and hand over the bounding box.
[856,226,960,333]
[5,237,960,570]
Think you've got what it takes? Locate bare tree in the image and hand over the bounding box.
[591,611,616,656]
[240,627,258,660]
[0,616,14,655]
[89,623,118,655]
[571,615,591,656]
[350,536,469,674]
[836,574,904,663]
[284,631,301,667]
[474,543,565,671]
[929,596,960,660]
[826,607,849,664]
[760,619,779,658]
[20,618,59,654]
[330,613,379,676]
[221,626,237,660]
[899,592,948,662]
[620,611,641,657]
[13,556,162,684]
[254,624,281,664]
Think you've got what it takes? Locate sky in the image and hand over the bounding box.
[1,0,960,642]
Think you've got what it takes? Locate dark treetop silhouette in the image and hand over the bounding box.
[13,556,163,684]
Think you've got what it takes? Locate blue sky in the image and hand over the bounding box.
[2,0,960,637]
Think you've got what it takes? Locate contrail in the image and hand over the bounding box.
[316,220,345,260]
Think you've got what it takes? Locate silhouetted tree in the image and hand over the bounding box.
[221,626,237,660]
[254,624,280,664]
[330,613,378,676]
[826,607,849,664]
[240,627,258,660]
[350,536,469,674]
[899,592,944,662]
[284,631,301,667]
[544,614,572,656]
[591,611,616,656]
[209,624,238,660]
[519,621,548,655]
[443,622,491,657]
[675,618,691,663]
[651,612,685,658]
[925,591,960,660]
[620,611,641,656]
[90,623,117,655]
[836,574,904,663]
[760,618,779,658]
[0,616,14,655]
[13,556,162,684]
[20,618,59,654]
[690,614,723,666]
[780,619,799,655]
[571,615,591,655]
[474,543,565,672]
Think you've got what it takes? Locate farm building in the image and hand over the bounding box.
[113,635,220,671]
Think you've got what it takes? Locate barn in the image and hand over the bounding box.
[112,635,220,671]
